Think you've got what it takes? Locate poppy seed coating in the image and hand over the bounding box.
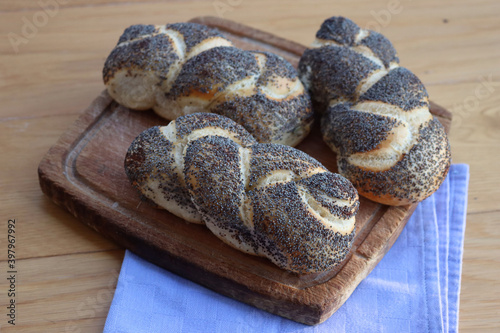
[184,136,244,223]
[299,46,380,109]
[103,33,179,84]
[297,171,360,218]
[166,22,226,53]
[210,92,313,144]
[248,143,325,189]
[249,180,355,272]
[338,117,451,204]
[175,112,257,146]
[316,16,360,46]
[117,24,156,44]
[167,46,259,98]
[359,67,429,111]
[124,126,199,220]
[322,103,402,155]
[185,136,358,273]
[254,51,298,84]
[360,31,399,67]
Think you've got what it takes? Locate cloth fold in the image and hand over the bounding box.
[104,164,469,333]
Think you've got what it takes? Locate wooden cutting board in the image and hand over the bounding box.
[38,16,452,325]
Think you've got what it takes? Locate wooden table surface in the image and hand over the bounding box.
[0,0,498,331]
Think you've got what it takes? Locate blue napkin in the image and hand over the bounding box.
[104,164,469,333]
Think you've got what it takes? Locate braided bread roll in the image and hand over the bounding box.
[104,22,313,146]
[298,17,451,206]
[125,113,359,273]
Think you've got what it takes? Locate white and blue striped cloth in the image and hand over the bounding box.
[104,164,469,333]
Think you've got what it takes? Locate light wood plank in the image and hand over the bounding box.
[0,0,180,12]
[0,0,499,330]
[461,211,500,331]
[1,0,499,118]
[429,82,500,214]
[0,115,121,260]
[0,251,123,332]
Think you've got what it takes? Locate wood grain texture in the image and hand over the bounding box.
[1,0,499,331]
[37,18,451,325]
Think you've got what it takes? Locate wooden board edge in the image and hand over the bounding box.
[429,101,453,121]
[189,16,307,56]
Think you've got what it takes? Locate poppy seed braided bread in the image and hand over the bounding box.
[104,22,313,146]
[125,113,359,273]
[298,16,451,206]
